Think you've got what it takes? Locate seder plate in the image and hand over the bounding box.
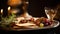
[10,20,60,31]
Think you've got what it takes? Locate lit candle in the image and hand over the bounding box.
[8,6,11,15]
[8,6,11,11]
[1,9,3,14]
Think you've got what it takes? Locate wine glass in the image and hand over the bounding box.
[44,7,57,21]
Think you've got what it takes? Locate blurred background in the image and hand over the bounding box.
[0,0,60,20]
[0,0,60,34]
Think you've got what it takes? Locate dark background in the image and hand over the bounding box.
[28,0,60,17]
[0,0,60,17]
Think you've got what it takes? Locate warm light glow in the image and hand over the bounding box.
[8,6,11,11]
[25,2,29,4]
[10,9,19,14]
[8,0,22,6]
[1,9,3,14]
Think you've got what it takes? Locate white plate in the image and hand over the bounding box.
[8,20,59,31]
[15,20,60,30]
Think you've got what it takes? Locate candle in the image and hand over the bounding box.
[8,6,11,15]
[1,9,3,14]
[8,6,11,11]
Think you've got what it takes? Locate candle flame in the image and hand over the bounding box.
[8,6,11,11]
[1,9,3,14]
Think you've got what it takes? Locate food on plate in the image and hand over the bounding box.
[16,23,36,26]
[44,22,49,26]
[28,18,34,22]
[34,19,40,26]
[19,19,28,23]
[14,17,53,28]
[40,23,44,27]
[15,23,39,28]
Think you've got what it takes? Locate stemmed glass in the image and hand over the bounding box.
[44,7,57,21]
[20,0,32,18]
